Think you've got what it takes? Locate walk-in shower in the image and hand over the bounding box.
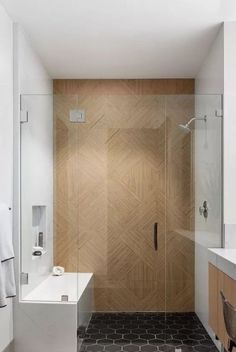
[18,84,223,352]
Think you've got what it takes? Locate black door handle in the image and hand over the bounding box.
[153,222,158,250]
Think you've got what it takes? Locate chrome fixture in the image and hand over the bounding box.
[178,115,207,133]
[215,109,223,118]
[199,200,209,219]
[20,95,29,123]
[20,272,29,285]
[61,295,69,302]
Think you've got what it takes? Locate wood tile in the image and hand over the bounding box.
[54,79,194,311]
[53,79,194,95]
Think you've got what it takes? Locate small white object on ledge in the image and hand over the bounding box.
[52,266,64,276]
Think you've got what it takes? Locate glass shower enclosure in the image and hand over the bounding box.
[19,93,223,352]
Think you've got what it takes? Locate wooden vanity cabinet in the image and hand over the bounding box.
[209,263,236,349]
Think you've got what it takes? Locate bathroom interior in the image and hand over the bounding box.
[2,2,236,352]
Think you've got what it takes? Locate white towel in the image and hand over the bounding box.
[0,204,16,308]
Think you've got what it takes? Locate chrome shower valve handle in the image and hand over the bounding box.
[199,200,209,219]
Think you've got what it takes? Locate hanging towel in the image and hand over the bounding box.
[0,204,16,308]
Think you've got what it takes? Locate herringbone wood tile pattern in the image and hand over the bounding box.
[53,80,194,312]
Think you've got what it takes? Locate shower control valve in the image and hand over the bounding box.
[199,200,208,219]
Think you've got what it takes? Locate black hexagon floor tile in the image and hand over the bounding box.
[123,345,140,352]
[140,345,158,352]
[79,313,218,352]
[97,339,114,345]
[86,345,104,352]
[132,339,148,346]
[193,345,215,352]
[188,334,205,341]
[104,345,122,352]
[124,333,139,340]
[158,345,175,352]
[182,340,198,347]
[165,339,182,346]
[181,345,194,352]
[83,339,97,345]
[107,334,122,340]
[140,334,155,340]
[172,334,188,341]
[149,339,165,346]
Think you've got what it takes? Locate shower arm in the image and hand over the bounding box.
[186,115,207,127]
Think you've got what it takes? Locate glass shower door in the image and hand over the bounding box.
[194,94,223,329]
[54,94,167,313]
[165,94,223,351]
[53,94,168,352]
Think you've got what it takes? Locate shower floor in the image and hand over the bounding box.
[79,313,218,352]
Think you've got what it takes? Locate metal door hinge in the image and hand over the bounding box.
[61,295,69,302]
[20,95,29,123]
[20,272,29,285]
[215,109,223,118]
[20,110,29,123]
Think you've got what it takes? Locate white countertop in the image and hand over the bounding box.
[208,248,236,280]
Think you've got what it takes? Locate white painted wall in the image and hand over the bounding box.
[195,28,224,95]
[0,3,14,351]
[223,23,236,245]
[195,26,224,346]
[13,24,53,349]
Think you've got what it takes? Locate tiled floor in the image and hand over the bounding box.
[79,313,218,352]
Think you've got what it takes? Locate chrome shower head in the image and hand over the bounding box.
[178,124,191,133]
[178,115,207,133]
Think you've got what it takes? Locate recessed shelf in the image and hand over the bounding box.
[32,205,47,257]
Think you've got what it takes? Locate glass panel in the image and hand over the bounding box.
[53,94,168,350]
[165,94,222,350]
[165,95,195,313]
[194,95,223,334]
[20,94,79,303]
[53,94,167,312]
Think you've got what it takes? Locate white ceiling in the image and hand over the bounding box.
[1,0,235,78]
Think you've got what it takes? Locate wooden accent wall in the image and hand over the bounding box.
[54,79,194,95]
[53,79,195,311]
